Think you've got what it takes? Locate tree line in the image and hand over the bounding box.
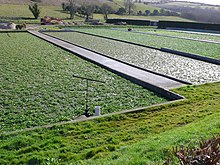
[28,0,180,21]
[62,0,179,21]
[159,5,220,24]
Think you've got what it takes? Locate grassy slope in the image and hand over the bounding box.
[108,0,192,21]
[0,82,220,164]
[0,32,166,132]
[0,1,160,18]
[84,114,220,164]
[0,4,69,18]
[99,14,192,21]
[0,2,192,23]
[0,0,68,6]
[157,1,220,10]
[73,28,220,59]
[114,0,160,12]
[0,0,112,6]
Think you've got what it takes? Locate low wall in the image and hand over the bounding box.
[106,19,151,26]
[158,21,220,31]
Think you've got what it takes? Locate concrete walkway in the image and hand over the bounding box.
[28,31,186,99]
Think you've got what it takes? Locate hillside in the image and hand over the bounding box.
[0,0,194,24]
[0,0,64,5]
[153,1,220,23]
[0,0,109,6]
[155,1,220,10]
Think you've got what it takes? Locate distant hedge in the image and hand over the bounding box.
[158,21,220,31]
[106,19,151,26]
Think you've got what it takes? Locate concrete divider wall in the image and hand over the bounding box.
[97,64,185,101]
[121,74,185,100]
[158,21,220,31]
[106,19,151,26]
[161,48,220,65]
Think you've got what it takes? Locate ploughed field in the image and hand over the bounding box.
[72,28,220,60]
[45,31,220,84]
[0,32,167,132]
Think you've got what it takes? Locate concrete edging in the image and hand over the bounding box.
[161,48,220,65]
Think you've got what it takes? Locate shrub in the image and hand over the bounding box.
[29,3,40,19]
[165,135,220,165]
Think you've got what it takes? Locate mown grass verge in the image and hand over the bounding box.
[0,82,219,164]
[0,32,166,132]
[72,28,220,60]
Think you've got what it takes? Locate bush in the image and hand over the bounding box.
[29,3,40,19]
[165,135,220,165]
[116,7,126,15]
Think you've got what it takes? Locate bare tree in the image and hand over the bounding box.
[69,0,77,19]
[124,0,135,15]
[101,3,115,20]
[80,0,95,21]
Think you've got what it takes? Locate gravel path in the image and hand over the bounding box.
[46,32,220,84]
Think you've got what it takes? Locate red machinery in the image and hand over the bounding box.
[41,16,62,25]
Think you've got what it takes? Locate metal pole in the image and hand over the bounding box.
[85,79,89,117]
[72,75,105,117]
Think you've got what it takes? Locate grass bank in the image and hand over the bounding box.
[0,82,220,164]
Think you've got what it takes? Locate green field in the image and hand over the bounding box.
[113,0,161,12]
[72,28,220,59]
[0,82,219,164]
[0,3,192,24]
[0,4,68,19]
[0,4,73,24]
[0,32,167,132]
